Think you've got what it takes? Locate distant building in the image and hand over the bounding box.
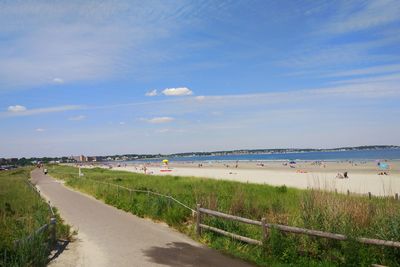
[87,156,98,162]
[70,155,88,162]
[1,158,18,163]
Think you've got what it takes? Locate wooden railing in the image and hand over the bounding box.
[196,204,400,249]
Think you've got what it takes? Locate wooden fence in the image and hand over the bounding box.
[196,204,400,249]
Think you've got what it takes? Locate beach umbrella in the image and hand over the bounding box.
[379,162,389,170]
[162,159,169,164]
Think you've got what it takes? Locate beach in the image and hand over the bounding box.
[84,160,400,197]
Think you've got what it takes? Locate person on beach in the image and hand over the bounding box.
[336,173,346,179]
[335,172,348,179]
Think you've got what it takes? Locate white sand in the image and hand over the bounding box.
[109,162,400,197]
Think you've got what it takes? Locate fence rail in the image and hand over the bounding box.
[196,205,400,249]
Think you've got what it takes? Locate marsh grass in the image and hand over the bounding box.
[49,165,400,266]
[0,168,71,267]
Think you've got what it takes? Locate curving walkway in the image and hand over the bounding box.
[31,169,253,267]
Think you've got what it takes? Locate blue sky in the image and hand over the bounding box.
[1,0,400,157]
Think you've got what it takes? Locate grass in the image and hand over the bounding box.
[48,164,400,266]
[0,168,71,267]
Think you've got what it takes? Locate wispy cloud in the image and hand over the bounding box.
[280,41,394,69]
[4,79,396,120]
[323,64,400,78]
[145,89,158,96]
[1,105,82,117]
[0,1,203,89]
[68,115,86,121]
[35,128,45,132]
[330,73,400,85]
[52,78,64,84]
[144,117,174,124]
[8,105,27,112]
[324,0,400,34]
[155,128,170,133]
[162,87,193,96]
[279,1,400,74]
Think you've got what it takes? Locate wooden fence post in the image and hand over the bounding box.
[261,217,267,243]
[50,217,56,247]
[347,190,350,196]
[395,193,398,201]
[196,204,202,237]
[368,192,372,199]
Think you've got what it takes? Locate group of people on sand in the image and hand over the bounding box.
[378,171,389,175]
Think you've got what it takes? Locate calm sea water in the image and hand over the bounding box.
[128,149,400,163]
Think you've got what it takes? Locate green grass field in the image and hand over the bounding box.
[0,168,70,267]
[49,165,400,266]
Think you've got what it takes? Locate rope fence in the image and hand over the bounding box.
[78,177,197,214]
[14,180,57,249]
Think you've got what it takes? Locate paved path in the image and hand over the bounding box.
[31,169,253,267]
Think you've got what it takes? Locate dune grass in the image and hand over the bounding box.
[49,165,400,266]
[0,168,70,267]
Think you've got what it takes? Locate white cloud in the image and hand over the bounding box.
[8,105,27,112]
[35,128,45,132]
[52,77,64,84]
[195,95,206,101]
[145,89,158,96]
[1,105,82,117]
[145,117,174,124]
[68,115,86,121]
[119,121,125,125]
[162,87,193,96]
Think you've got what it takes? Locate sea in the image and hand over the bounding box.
[126,148,400,163]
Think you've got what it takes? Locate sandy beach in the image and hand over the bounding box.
[80,160,400,197]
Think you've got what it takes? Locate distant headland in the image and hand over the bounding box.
[1,145,399,166]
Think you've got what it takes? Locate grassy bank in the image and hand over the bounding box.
[49,165,400,266]
[0,168,70,267]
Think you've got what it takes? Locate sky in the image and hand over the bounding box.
[1,0,400,158]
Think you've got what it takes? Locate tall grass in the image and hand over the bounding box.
[0,168,70,267]
[49,165,400,266]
